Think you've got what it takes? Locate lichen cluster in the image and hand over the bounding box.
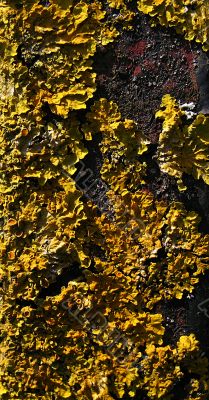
[1,1,209,400]
[156,94,209,190]
[84,98,209,304]
[104,0,209,51]
[137,0,209,51]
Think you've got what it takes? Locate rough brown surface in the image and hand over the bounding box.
[94,14,199,143]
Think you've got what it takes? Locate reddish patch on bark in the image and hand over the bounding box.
[128,40,147,57]
[142,59,156,70]
[184,51,194,66]
[184,51,198,90]
[133,65,142,76]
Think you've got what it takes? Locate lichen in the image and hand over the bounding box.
[0,1,209,399]
[142,334,208,399]
[137,0,209,51]
[107,0,135,26]
[84,99,209,306]
[0,0,118,123]
[2,87,209,398]
[91,186,209,306]
[156,94,209,190]
[83,97,149,191]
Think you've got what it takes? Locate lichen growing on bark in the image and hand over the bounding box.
[156,94,209,190]
[137,0,209,51]
[1,1,209,400]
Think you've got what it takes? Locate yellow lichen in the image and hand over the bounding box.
[142,335,208,399]
[91,188,209,306]
[137,0,209,51]
[83,98,149,190]
[84,98,149,157]
[0,1,209,399]
[84,99,209,306]
[0,1,118,123]
[107,0,135,25]
[156,94,209,190]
